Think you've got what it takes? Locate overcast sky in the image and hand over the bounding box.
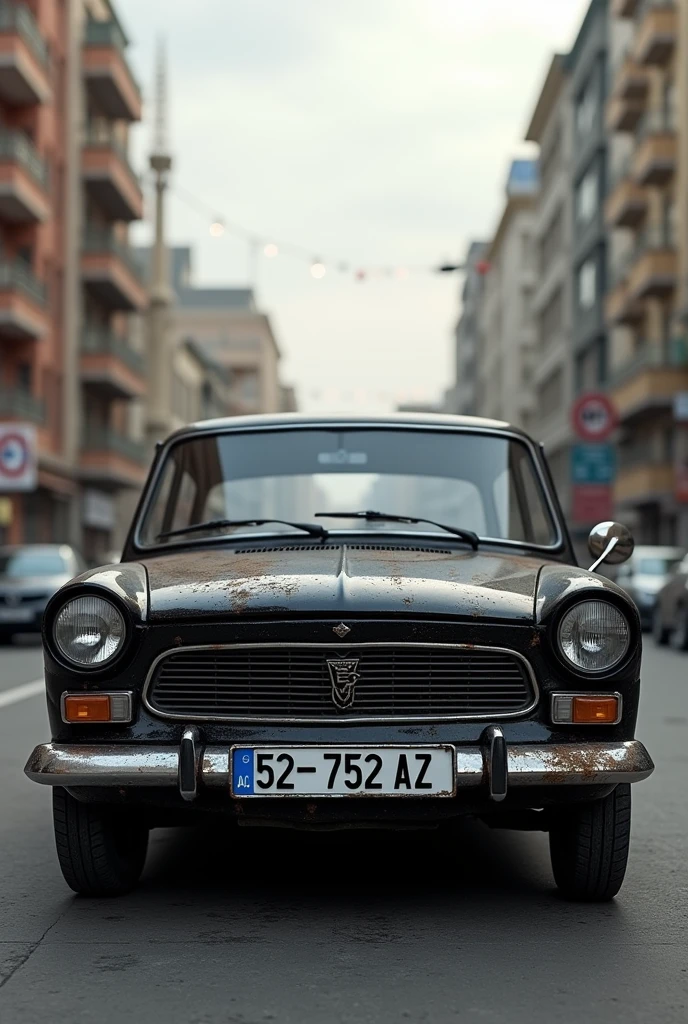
[120,0,590,413]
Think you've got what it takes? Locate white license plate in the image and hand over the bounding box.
[230,746,455,797]
[0,608,33,622]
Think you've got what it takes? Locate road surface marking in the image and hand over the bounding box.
[0,679,44,708]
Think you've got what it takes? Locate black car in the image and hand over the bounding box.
[25,414,653,901]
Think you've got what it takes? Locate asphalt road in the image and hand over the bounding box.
[0,637,686,1024]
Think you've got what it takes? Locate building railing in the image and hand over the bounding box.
[635,107,676,140]
[83,126,140,183]
[0,259,46,305]
[0,388,45,422]
[83,19,141,96]
[82,229,144,279]
[81,329,145,375]
[0,3,49,67]
[82,428,146,464]
[608,153,634,192]
[610,339,688,388]
[635,0,676,20]
[0,129,48,186]
[633,223,676,255]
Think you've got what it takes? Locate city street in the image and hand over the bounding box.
[0,639,686,1024]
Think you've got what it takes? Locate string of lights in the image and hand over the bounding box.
[167,179,479,281]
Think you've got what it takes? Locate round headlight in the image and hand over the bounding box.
[54,595,126,668]
[558,600,630,673]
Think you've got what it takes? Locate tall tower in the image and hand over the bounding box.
[146,39,174,437]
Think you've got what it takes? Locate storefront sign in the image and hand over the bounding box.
[571,444,616,485]
[571,484,614,525]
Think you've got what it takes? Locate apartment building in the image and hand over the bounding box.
[476,160,538,430]
[606,0,688,544]
[570,0,610,404]
[443,241,487,416]
[142,246,287,418]
[0,0,146,560]
[526,55,574,521]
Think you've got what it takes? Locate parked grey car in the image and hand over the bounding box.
[652,553,688,650]
[615,546,685,630]
[0,545,83,641]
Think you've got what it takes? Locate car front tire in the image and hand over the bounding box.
[53,788,149,897]
[548,784,631,902]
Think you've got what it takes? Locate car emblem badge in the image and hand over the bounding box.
[333,623,351,638]
[327,658,360,710]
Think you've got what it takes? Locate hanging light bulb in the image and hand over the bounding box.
[310,260,326,279]
[209,220,225,237]
[263,243,279,258]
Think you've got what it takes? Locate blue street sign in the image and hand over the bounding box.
[571,444,616,485]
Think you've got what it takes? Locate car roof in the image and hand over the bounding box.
[165,411,523,443]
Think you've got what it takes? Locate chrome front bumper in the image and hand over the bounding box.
[24,739,655,798]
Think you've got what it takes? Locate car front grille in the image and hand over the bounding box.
[145,644,537,723]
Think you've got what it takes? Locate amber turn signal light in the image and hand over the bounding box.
[551,692,621,725]
[572,696,620,724]
[61,692,133,724]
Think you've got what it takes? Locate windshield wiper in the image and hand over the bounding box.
[314,510,479,549]
[157,518,329,542]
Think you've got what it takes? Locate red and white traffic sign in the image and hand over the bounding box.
[571,393,617,442]
[0,424,37,491]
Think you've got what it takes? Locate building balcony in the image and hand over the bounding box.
[612,0,639,15]
[0,387,44,423]
[81,229,147,311]
[0,3,51,105]
[80,428,148,490]
[606,255,643,326]
[632,112,676,185]
[615,463,674,504]
[606,96,645,132]
[0,130,49,222]
[82,129,143,222]
[610,341,688,420]
[626,228,677,300]
[0,259,47,339]
[633,1,676,67]
[80,329,146,400]
[611,53,648,101]
[605,168,647,227]
[82,20,142,121]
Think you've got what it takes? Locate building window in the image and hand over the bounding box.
[575,339,606,392]
[575,78,597,138]
[538,367,563,420]
[538,206,563,274]
[577,259,597,310]
[575,167,598,226]
[538,286,563,350]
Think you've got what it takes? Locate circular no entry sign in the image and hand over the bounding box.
[571,393,617,442]
[0,431,30,478]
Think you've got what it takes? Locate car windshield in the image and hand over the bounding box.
[138,428,558,549]
[636,557,682,575]
[0,549,68,577]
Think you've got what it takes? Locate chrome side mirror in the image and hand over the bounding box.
[588,521,634,573]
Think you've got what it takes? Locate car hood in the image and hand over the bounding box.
[139,544,553,623]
